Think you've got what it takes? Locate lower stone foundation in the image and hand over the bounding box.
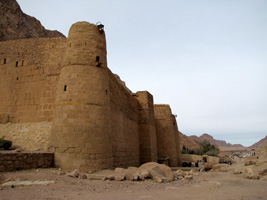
[0,152,54,172]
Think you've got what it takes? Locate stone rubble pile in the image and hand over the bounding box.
[64,162,198,183]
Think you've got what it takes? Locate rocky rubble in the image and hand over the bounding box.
[64,162,198,183]
[227,146,267,180]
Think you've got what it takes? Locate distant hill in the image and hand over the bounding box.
[179,132,244,149]
[189,133,244,148]
[250,135,267,148]
[0,0,65,42]
[179,132,200,150]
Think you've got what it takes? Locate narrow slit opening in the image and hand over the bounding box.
[95,56,101,67]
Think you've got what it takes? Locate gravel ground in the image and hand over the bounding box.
[0,166,267,200]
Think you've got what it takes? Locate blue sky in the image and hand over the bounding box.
[17,0,267,146]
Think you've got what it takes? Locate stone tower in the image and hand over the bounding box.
[49,22,113,171]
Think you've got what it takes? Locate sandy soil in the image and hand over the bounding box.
[1,165,267,200]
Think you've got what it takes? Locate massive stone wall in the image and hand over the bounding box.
[108,69,140,168]
[0,122,51,151]
[154,104,181,167]
[134,91,158,164]
[0,21,182,172]
[49,22,113,171]
[0,38,66,124]
[0,37,66,151]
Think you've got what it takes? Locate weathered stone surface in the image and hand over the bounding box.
[106,175,115,180]
[1,180,55,188]
[233,170,242,174]
[114,168,127,173]
[212,164,229,172]
[67,169,80,178]
[244,160,256,166]
[173,169,186,178]
[0,152,54,172]
[87,174,106,180]
[79,174,87,179]
[137,169,151,178]
[202,163,216,171]
[251,174,260,180]
[184,175,193,180]
[114,173,125,181]
[259,169,267,176]
[243,168,254,179]
[123,171,134,181]
[127,167,138,172]
[139,162,174,183]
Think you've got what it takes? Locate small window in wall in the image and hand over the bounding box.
[16,61,18,67]
[22,60,24,66]
[64,85,67,91]
[95,56,101,67]
[4,58,6,64]
[16,77,19,80]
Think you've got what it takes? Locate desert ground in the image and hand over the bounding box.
[1,156,267,200]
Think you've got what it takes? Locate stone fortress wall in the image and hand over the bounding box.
[0,21,181,172]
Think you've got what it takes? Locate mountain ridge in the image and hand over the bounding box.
[190,133,244,147]
[0,0,65,42]
[179,132,244,149]
[250,135,267,148]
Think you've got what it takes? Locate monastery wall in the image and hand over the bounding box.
[134,91,158,164]
[108,69,140,168]
[0,21,182,172]
[49,22,114,171]
[154,104,181,167]
[0,37,66,123]
[0,38,66,150]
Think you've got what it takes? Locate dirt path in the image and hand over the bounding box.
[1,167,267,200]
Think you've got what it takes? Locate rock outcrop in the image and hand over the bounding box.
[250,136,267,148]
[0,0,65,41]
[179,132,200,150]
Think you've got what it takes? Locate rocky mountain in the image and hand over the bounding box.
[179,132,200,150]
[0,0,65,42]
[179,132,244,149]
[250,135,267,148]
[189,133,244,147]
